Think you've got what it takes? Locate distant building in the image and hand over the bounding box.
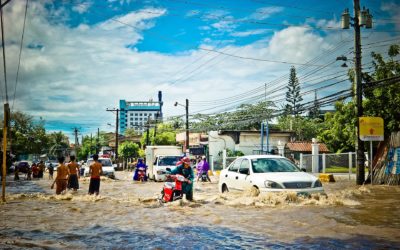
[119,91,163,135]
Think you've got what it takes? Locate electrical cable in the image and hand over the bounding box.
[12,0,29,111]
[1,0,8,103]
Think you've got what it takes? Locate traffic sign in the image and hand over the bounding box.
[359,117,384,141]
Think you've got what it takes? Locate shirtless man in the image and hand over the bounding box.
[51,156,69,195]
[88,154,103,195]
[67,155,80,191]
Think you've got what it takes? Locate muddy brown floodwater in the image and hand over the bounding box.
[1,171,400,249]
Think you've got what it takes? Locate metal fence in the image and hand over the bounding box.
[210,156,238,171]
[300,152,356,175]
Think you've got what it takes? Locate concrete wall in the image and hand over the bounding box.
[208,131,236,161]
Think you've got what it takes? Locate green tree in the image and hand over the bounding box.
[5,112,49,157]
[118,141,139,159]
[47,132,70,157]
[124,128,139,137]
[277,116,323,141]
[190,101,274,132]
[141,123,177,146]
[362,45,400,135]
[318,101,356,153]
[285,66,303,115]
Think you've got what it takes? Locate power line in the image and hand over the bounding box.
[12,0,29,111]
[0,0,8,103]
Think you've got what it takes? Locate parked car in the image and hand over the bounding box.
[16,161,31,173]
[218,155,324,195]
[83,158,115,179]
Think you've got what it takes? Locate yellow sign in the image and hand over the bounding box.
[359,117,384,141]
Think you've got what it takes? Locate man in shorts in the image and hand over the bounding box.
[51,156,69,195]
[67,155,80,191]
[88,154,103,195]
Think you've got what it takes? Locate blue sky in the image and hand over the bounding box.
[2,0,399,142]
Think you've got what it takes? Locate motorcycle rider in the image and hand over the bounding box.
[133,158,147,181]
[169,156,194,201]
[196,156,211,182]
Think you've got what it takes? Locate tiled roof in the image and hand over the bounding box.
[286,142,330,153]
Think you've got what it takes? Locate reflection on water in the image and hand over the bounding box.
[1,225,398,249]
[1,173,400,249]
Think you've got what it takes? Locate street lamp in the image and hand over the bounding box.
[174,99,189,151]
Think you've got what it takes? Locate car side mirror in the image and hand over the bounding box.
[301,168,306,172]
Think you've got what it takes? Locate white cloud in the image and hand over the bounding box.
[5,1,392,139]
[231,29,270,37]
[249,7,284,20]
[72,1,92,14]
[381,2,400,30]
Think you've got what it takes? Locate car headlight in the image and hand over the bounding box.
[314,180,323,188]
[264,180,282,189]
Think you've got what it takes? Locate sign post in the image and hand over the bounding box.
[359,117,384,185]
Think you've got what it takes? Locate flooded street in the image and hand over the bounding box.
[1,172,400,249]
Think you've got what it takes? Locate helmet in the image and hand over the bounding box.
[182,157,191,165]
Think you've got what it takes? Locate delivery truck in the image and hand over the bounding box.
[145,146,183,181]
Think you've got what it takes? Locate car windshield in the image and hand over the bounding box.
[251,158,300,173]
[158,156,181,166]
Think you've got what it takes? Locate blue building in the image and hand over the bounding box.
[119,91,163,135]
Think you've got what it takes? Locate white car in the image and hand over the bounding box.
[84,158,115,179]
[218,155,324,195]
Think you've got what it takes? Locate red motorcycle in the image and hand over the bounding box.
[160,173,187,203]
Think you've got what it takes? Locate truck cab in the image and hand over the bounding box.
[145,145,183,181]
[152,155,181,181]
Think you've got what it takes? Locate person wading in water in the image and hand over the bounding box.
[51,156,69,195]
[88,154,103,195]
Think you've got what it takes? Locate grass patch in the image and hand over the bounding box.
[325,166,356,173]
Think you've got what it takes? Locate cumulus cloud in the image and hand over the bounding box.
[4,1,383,137]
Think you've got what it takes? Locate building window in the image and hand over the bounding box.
[130,122,133,126]
[130,118,133,121]
[140,113,142,116]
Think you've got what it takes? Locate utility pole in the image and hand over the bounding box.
[2,103,9,202]
[354,0,365,185]
[174,99,190,151]
[341,0,372,185]
[106,108,120,161]
[146,115,151,146]
[96,128,100,154]
[185,98,189,151]
[73,127,79,158]
[73,127,79,147]
[153,112,159,143]
[90,133,93,155]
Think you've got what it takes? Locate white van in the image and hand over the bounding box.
[152,155,182,182]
